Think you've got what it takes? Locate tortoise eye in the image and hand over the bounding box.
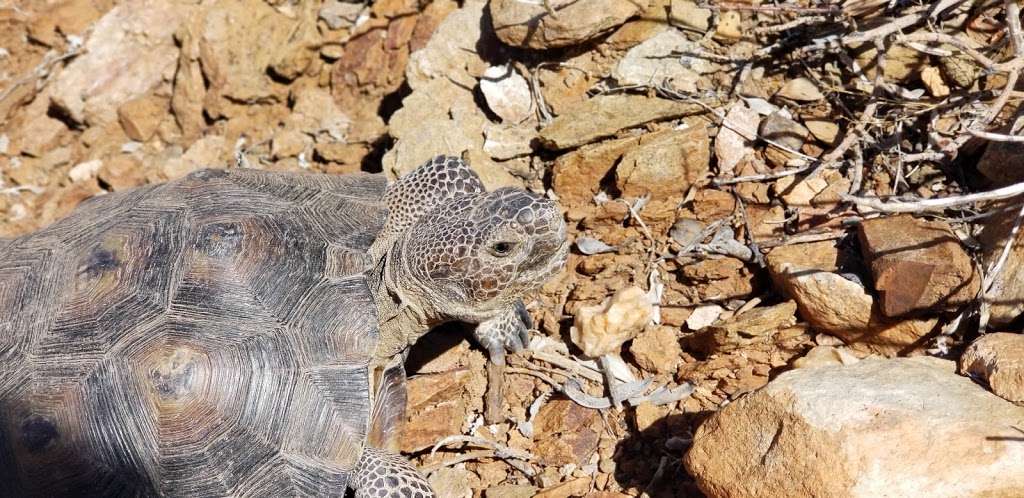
[490,241,516,257]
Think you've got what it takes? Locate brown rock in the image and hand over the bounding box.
[693,301,798,353]
[960,333,1024,404]
[171,20,207,142]
[551,135,636,206]
[98,155,147,191]
[629,325,682,374]
[766,241,938,356]
[533,399,600,466]
[615,125,710,200]
[977,116,1024,186]
[402,368,479,453]
[539,94,703,150]
[858,215,980,317]
[10,113,67,158]
[50,0,189,125]
[685,358,1024,498]
[117,96,167,142]
[490,0,644,49]
[427,467,476,498]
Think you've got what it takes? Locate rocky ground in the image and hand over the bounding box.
[2,0,1024,496]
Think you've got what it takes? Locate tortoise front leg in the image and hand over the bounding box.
[473,299,532,367]
[474,300,532,423]
[353,446,435,498]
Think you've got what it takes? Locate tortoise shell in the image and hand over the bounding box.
[0,168,394,496]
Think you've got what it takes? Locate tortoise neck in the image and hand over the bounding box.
[368,243,443,362]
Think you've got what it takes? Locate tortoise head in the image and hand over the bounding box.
[397,187,568,323]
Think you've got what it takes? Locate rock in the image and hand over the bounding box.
[571,286,653,358]
[714,102,759,176]
[685,357,1024,498]
[853,43,925,83]
[50,0,190,125]
[686,304,724,331]
[804,119,839,144]
[551,135,636,206]
[614,125,710,200]
[319,0,366,30]
[485,485,538,498]
[776,77,825,102]
[633,401,669,434]
[791,345,861,369]
[117,96,167,142]
[271,129,312,159]
[858,215,980,317]
[538,94,703,150]
[161,135,227,180]
[612,29,706,93]
[766,241,938,356]
[402,365,486,452]
[384,2,521,190]
[921,66,950,97]
[777,174,828,207]
[98,155,147,191]
[693,301,798,353]
[289,87,353,143]
[629,326,682,374]
[714,10,742,40]
[961,333,1024,404]
[9,111,67,158]
[977,116,1024,186]
[759,111,808,167]
[67,160,103,183]
[534,477,591,498]
[483,123,535,160]
[480,64,533,123]
[171,20,207,142]
[670,0,711,32]
[198,0,300,114]
[978,204,1024,325]
[533,399,600,466]
[428,467,476,498]
[489,0,644,49]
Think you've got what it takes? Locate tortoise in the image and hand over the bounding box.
[0,155,568,497]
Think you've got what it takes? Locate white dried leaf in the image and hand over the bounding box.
[575,237,616,255]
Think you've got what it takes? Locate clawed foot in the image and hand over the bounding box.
[473,300,532,366]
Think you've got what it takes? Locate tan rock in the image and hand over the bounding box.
[271,129,312,159]
[538,94,703,150]
[571,286,653,358]
[485,484,537,498]
[98,155,147,191]
[117,96,167,142]
[685,358,1024,498]
[629,325,682,374]
[171,20,207,142]
[776,77,825,101]
[766,241,938,356]
[480,64,533,123]
[162,135,227,180]
[50,0,190,125]
[10,113,67,158]
[961,333,1024,404]
[714,10,742,40]
[427,467,476,498]
[714,102,759,175]
[693,301,798,353]
[612,29,705,93]
[979,203,1024,326]
[670,0,711,32]
[551,135,636,206]
[804,119,839,144]
[615,125,710,201]
[534,477,591,498]
[490,0,644,49]
[858,215,980,317]
[920,66,950,97]
[68,160,103,183]
[791,345,861,369]
[402,366,485,453]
